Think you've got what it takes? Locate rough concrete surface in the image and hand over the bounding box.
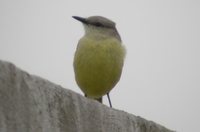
[0,60,174,132]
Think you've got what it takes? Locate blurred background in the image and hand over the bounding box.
[0,0,200,131]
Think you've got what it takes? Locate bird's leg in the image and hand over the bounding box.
[107,93,112,108]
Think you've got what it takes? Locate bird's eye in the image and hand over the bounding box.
[94,22,103,27]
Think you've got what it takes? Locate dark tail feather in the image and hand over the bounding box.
[85,94,102,103]
[96,97,102,103]
[85,94,112,108]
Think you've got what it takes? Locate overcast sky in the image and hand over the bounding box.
[0,0,200,131]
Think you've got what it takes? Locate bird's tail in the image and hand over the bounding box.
[96,97,102,103]
[84,94,102,103]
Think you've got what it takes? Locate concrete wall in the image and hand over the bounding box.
[0,60,174,132]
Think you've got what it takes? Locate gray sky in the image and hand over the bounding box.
[0,0,200,131]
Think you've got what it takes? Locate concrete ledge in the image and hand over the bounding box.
[0,60,174,132]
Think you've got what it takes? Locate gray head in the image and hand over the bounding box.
[72,16,121,41]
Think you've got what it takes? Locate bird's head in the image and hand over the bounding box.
[73,16,121,41]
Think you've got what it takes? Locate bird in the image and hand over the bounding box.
[73,16,125,107]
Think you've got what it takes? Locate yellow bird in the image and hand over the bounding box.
[73,16,125,107]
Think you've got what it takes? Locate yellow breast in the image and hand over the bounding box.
[73,37,125,98]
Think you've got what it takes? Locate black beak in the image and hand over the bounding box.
[72,16,88,24]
